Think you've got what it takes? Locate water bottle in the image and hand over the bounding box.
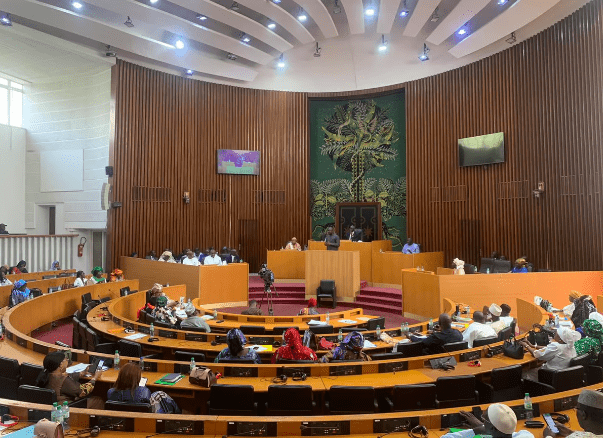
[405,322,409,334]
[51,402,58,423]
[62,402,70,431]
[188,298,192,304]
[149,323,155,338]
[376,325,381,338]
[0,321,4,339]
[56,405,63,426]
[139,357,145,371]
[179,297,184,306]
[326,312,330,324]
[190,357,195,373]
[400,323,404,336]
[555,314,560,328]
[114,350,120,370]
[213,310,218,319]
[524,393,533,419]
[486,268,490,274]
[428,318,434,331]
[338,329,343,342]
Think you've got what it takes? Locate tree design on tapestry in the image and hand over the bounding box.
[321,100,399,201]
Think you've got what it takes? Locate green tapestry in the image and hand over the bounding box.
[309,92,407,250]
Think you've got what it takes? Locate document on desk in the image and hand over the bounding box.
[356,317,371,321]
[124,333,147,340]
[338,319,358,324]
[307,320,326,326]
[363,340,377,348]
[66,363,89,373]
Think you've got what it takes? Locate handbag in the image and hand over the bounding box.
[528,325,550,346]
[188,366,217,388]
[503,336,524,359]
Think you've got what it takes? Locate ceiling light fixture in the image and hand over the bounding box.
[365,4,375,17]
[313,42,321,57]
[0,12,11,26]
[277,53,286,69]
[378,34,388,52]
[175,39,185,49]
[231,2,240,11]
[227,53,237,60]
[241,33,250,43]
[149,0,159,3]
[418,43,430,61]
[185,69,193,76]
[124,16,134,28]
[297,8,307,21]
[105,45,116,57]
[430,7,440,22]
[457,26,468,36]
[333,0,341,14]
[196,14,207,20]
[498,0,508,4]
[72,1,83,9]
[505,31,517,44]
[272,0,281,3]
[399,0,409,17]
[267,22,276,29]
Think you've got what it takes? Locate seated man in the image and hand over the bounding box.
[344,225,363,242]
[402,238,420,254]
[285,237,302,251]
[512,258,529,273]
[180,302,211,332]
[182,250,200,266]
[145,250,157,260]
[500,303,516,327]
[441,403,534,438]
[487,304,508,334]
[543,389,603,438]
[463,311,497,348]
[203,248,222,266]
[0,223,8,234]
[229,249,241,263]
[241,300,263,316]
[220,246,231,263]
[408,313,463,354]
[151,296,177,326]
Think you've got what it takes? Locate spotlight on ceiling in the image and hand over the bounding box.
[72,1,83,9]
[457,28,467,36]
[378,34,388,52]
[365,6,375,16]
[175,39,185,49]
[505,31,517,44]
[498,0,508,4]
[333,0,341,14]
[105,45,116,57]
[231,2,240,11]
[124,16,134,28]
[0,12,12,26]
[297,8,307,21]
[399,0,408,17]
[267,22,276,29]
[313,42,321,57]
[196,14,207,20]
[185,69,193,76]
[430,7,440,22]
[150,0,159,3]
[241,34,251,43]
[277,53,286,69]
[418,43,430,61]
[272,0,281,3]
[227,53,237,60]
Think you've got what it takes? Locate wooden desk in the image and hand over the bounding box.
[266,250,305,279]
[6,269,76,282]
[598,295,602,310]
[372,252,444,287]
[121,257,248,305]
[305,250,360,302]
[0,276,77,307]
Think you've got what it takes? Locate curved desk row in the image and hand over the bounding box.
[6,269,76,282]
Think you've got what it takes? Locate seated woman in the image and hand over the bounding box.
[51,260,61,271]
[271,328,318,363]
[298,298,319,316]
[109,269,125,282]
[572,295,598,331]
[108,363,180,413]
[86,267,106,286]
[574,319,603,362]
[11,260,28,274]
[214,329,262,364]
[35,351,104,409]
[151,296,177,326]
[10,280,31,306]
[520,326,581,379]
[320,331,371,362]
[564,291,582,317]
[0,268,12,286]
[73,271,86,288]
[158,251,177,263]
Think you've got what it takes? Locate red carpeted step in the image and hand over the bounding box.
[249,291,305,299]
[355,295,401,306]
[357,291,401,301]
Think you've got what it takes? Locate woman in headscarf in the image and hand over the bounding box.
[158,251,177,263]
[0,267,12,286]
[574,319,603,362]
[51,261,61,270]
[271,328,318,363]
[86,267,106,285]
[73,271,86,288]
[298,298,319,316]
[571,295,597,330]
[563,290,582,317]
[520,326,581,379]
[10,280,31,306]
[109,269,125,282]
[11,260,27,274]
[214,328,262,364]
[151,296,177,326]
[320,331,372,362]
[36,351,104,409]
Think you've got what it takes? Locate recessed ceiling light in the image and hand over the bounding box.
[272,0,281,3]
[277,53,286,69]
[378,35,388,52]
[298,8,307,21]
[241,34,250,43]
[196,14,207,20]
[365,7,375,16]
[458,29,467,35]
[72,1,83,9]
[498,0,508,4]
[185,69,193,76]
[150,0,159,3]
[0,12,11,26]
[418,43,430,61]
[175,39,185,49]
[399,10,408,17]
[267,22,276,29]
[124,16,134,28]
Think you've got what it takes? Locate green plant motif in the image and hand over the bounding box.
[363,177,407,221]
[321,100,399,201]
[310,179,352,220]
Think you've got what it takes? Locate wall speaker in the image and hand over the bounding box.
[101,183,111,210]
[105,166,113,177]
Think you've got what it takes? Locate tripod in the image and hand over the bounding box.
[260,282,279,316]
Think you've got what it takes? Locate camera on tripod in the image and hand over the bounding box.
[258,264,274,290]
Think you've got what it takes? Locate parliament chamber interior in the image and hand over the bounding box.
[1,0,603,436]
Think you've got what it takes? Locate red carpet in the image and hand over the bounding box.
[32,321,73,346]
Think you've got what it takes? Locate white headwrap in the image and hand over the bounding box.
[589,311,603,325]
[487,404,518,435]
[489,304,502,317]
[557,326,581,348]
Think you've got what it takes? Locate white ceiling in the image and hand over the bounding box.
[0,0,592,91]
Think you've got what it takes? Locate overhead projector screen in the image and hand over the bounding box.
[40,150,84,192]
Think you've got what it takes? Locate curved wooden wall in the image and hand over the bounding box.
[109,1,603,272]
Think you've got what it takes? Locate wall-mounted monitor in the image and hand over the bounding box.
[217,149,260,175]
[458,132,504,167]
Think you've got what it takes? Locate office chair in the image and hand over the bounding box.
[476,365,524,403]
[395,341,424,357]
[265,385,315,416]
[20,363,43,387]
[367,317,386,331]
[384,384,436,411]
[442,341,468,352]
[240,325,266,335]
[105,401,152,413]
[325,386,378,414]
[538,365,585,392]
[316,280,337,308]
[0,356,20,400]
[435,375,478,408]
[208,385,257,415]
[174,351,207,373]
[473,336,499,347]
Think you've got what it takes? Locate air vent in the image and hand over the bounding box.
[131,186,172,202]
[198,189,227,203]
[254,190,285,204]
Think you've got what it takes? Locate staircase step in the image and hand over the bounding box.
[249,292,305,299]
[355,295,401,306]
[361,286,401,294]
[357,290,401,300]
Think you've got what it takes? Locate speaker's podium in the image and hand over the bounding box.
[305,250,361,303]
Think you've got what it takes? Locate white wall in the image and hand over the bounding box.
[23,67,112,271]
[0,125,26,234]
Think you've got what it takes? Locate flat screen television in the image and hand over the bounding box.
[458,132,504,167]
[217,149,260,175]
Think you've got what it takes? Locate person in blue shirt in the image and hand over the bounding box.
[10,280,31,307]
[511,258,528,273]
[402,238,420,254]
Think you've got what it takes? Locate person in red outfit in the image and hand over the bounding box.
[271,328,318,363]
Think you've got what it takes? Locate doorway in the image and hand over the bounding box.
[239,219,259,272]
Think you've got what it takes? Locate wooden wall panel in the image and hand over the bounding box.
[109,0,603,272]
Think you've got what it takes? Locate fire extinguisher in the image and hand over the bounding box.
[78,237,87,257]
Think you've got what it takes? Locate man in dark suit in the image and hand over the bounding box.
[344,225,363,242]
